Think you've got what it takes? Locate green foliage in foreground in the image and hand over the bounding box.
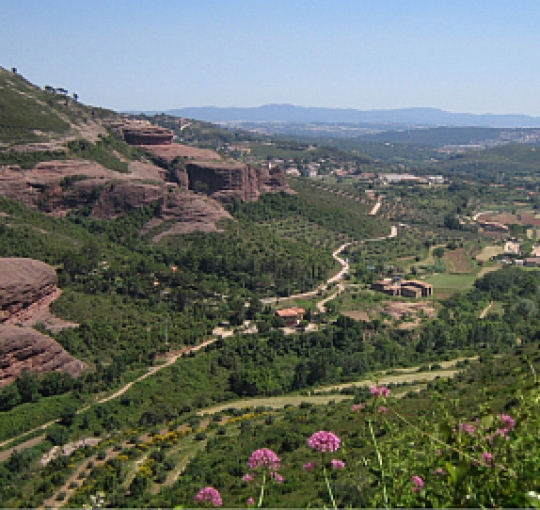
[140,347,540,508]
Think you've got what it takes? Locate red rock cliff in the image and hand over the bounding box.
[0,258,58,322]
[0,325,86,388]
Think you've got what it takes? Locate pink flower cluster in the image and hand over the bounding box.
[351,403,365,412]
[411,475,424,492]
[307,430,341,452]
[498,413,516,431]
[459,422,477,435]
[487,413,516,443]
[248,448,281,471]
[271,472,285,483]
[331,459,346,470]
[370,385,391,398]
[194,487,223,507]
[481,451,494,464]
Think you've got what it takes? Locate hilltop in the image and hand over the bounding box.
[0,67,293,239]
[141,104,540,128]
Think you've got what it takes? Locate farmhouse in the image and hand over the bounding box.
[275,307,305,326]
[371,279,433,298]
[525,257,540,267]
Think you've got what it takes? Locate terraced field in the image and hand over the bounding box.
[260,217,354,249]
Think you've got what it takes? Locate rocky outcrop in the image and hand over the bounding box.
[143,143,222,163]
[0,258,58,323]
[151,191,233,240]
[123,127,174,145]
[93,181,232,238]
[186,160,292,203]
[91,181,165,219]
[0,325,86,388]
[0,159,232,236]
[143,143,293,203]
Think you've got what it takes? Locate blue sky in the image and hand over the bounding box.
[1,0,540,115]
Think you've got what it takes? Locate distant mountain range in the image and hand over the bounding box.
[131,104,540,128]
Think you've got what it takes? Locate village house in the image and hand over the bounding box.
[370,279,433,298]
[275,307,305,326]
[525,257,540,267]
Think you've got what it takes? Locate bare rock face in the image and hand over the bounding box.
[0,258,58,322]
[122,127,173,145]
[186,160,292,203]
[152,191,233,240]
[258,166,292,194]
[92,181,233,239]
[142,143,293,203]
[143,143,222,163]
[0,325,86,388]
[91,181,165,219]
[0,159,232,236]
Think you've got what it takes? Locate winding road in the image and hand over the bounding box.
[1,225,398,455]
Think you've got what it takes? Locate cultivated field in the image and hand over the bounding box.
[443,248,474,273]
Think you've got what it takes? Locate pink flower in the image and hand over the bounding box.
[378,406,389,414]
[246,497,255,507]
[194,487,223,507]
[271,472,285,483]
[248,448,281,471]
[498,414,516,431]
[436,449,442,456]
[351,403,365,412]
[331,459,345,470]
[307,431,341,453]
[434,468,446,475]
[303,462,316,471]
[459,422,476,435]
[370,385,391,398]
[482,452,494,464]
[411,475,424,492]
[242,473,254,482]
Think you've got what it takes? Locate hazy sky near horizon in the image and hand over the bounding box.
[2,0,540,115]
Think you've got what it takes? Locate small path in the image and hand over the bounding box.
[261,225,398,307]
[317,283,345,313]
[479,300,494,319]
[369,201,382,216]
[197,356,477,415]
[314,356,475,393]
[0,339,219,455]
[260,241,351,305]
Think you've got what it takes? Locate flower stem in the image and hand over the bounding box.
[368,418,389,509]
[257,472,266,508]
[322,463,337,510]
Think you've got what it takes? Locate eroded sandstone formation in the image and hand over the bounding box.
[142,143,293,203]
[0,159,232,238]
[0,324,86,388]
[0,258,58,322]
[122,127,174,145]
[185,160,292,203]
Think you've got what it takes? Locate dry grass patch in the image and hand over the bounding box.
[476,245,505,262]
[342,310,370,321]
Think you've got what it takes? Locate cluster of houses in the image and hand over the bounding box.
[370,279,434,298]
